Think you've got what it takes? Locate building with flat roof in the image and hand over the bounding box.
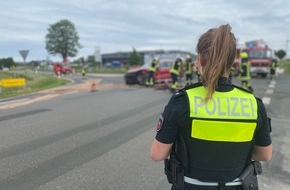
[101,49,196,67]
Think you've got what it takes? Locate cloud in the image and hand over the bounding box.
[1,0,290,62]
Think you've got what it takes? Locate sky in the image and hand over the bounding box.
[1,0,290,62]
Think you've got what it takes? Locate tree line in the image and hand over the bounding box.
[0,57,15,69]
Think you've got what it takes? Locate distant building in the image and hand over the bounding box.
[101,49,196,67]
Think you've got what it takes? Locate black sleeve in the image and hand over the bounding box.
[155,92,187,144]
[255,97,272,146]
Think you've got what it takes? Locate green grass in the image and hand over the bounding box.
[0,65,131,99]
[0,71,70,99]
[279,59,290,75]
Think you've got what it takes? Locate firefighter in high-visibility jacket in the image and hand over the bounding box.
[238,52,253,92]
[81,67,86,79]
[184,56,194,86]
[150,24,272,190]
[270,59,278,80]
[170,57,183,91]
[146,58,158,87]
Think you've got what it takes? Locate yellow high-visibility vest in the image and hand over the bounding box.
[170,60,182,75]
[149,60,157,72]
[186,86,258,142]
[238,61,251,81]
[185,60,193,74]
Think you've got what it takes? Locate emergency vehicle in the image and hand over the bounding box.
[53,57,73,75]
[234,40,273,78]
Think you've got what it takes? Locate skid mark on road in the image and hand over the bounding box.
[0,112,159,190]
[0,109,51,122]
[0,98,164,160]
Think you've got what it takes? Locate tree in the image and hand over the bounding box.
[87,55,99,70]
[45,19,82,62]
[129,47,141,66]
[0,57,15,68]
[274,49,286,60]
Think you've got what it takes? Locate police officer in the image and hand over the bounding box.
[150,24,272,190]
[238,52,253,92]
[270,59,278,80]
[170,57,183,92]
[184,55,194,86]
[146,58,158,87]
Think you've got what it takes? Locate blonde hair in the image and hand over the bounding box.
[196,24,236,103]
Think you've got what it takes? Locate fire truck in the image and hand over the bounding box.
[235,39,274,78]
[53,57,73,75]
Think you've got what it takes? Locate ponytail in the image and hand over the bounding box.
[196,24,236,103]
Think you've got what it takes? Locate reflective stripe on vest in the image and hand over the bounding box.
[185,60,193,74]
[186,86,258,142]
[149,61,157,72]
[238,61,251,81]
[170,61,181,75]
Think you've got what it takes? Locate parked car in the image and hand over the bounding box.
[105,60,122,68]
[124,59,173,85]
[0,66,10,71]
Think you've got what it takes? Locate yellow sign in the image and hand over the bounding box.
[0,78,26,87]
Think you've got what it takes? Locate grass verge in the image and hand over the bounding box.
[0,71,70,99]
[279,59,290,75]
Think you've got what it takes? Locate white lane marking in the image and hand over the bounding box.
[269,80,276,89]
[0,98,30,105]
[262,97,271,105]
[266,89,274,94]
[277,68,284,74]
[270,80,276,85]
[269,83,275,88]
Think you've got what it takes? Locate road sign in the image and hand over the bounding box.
[0,78,26,87]
[19,50,29,61]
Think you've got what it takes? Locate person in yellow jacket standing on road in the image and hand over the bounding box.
[81,67,87,79]
[146,58,158,87]
[270,59,278,80]
[170,57,183,92]
[184,55,194,85]
[238,52,253,92]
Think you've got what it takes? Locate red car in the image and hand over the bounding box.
[153,60,172,83]
[124,59,173,85]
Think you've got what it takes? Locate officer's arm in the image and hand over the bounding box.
[150,139,173,162]
[252,144,272,161]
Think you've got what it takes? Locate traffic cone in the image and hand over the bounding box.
[91,82,97,92]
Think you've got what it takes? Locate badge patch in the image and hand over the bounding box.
[156,114,164,132]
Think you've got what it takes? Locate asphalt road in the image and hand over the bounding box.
[0,73,289,190]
